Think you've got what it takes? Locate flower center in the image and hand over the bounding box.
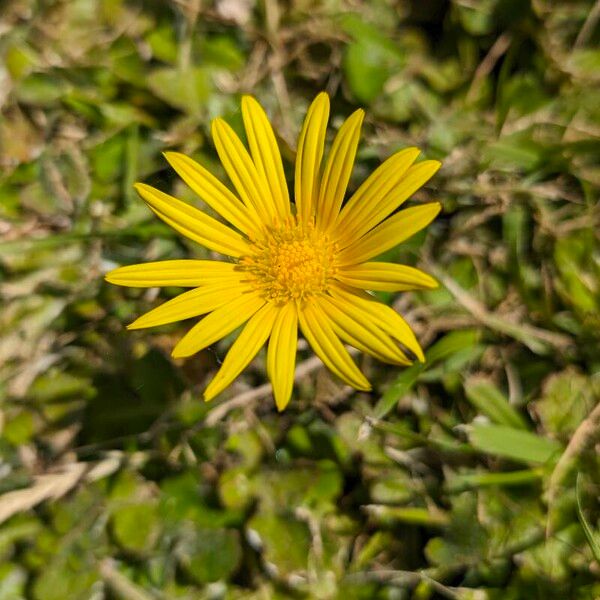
[239,217,337,303]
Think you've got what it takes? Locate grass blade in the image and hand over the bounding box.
[468,424,562,465]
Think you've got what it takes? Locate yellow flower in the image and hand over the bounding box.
[105,93,441,411]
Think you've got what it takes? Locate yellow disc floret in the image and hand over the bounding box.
[239,216,337,303]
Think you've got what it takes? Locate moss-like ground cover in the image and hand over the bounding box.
[0,1,599,598]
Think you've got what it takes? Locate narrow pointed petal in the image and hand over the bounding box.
[135,183,250,258]
[105,260,239,288]
[335,262,438,292]
[338,202,441,265]
[338,160,441,245]
[298,299,371,391]
[334,148,421,244]
[330,286,424,361]
[164,152,258,235]
[294,92,330,223]
[317,296,411,365]
[204,302,279,401]
[267,302,298,411]
[241,96,290,220]
[211,118,276,225]
[127,282,247,330]
[172,291,265,358]
[316,109,364,230]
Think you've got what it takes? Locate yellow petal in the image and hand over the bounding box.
[204,302,279,401]
[267,302,298,411]
[338,202,441,265]
[294,92,330,224]
[316,109,364,230]
[172,291,265,358]
[298,299,371,391]
[335,262,438,292]
[241,96,290,220]
[334,148,421,244]
[127,282,247,330]
[317,296,411,365]
[164,152,258,235]
[330,286,424,362]
[105,260,239,288]
[135,183,250,258]
[211,118,275,226]
[338,160,441,245]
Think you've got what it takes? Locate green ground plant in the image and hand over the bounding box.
[0,0,599,598]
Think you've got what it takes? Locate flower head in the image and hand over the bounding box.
[105,93,441,410]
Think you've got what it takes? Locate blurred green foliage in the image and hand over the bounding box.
[1,0,599,598]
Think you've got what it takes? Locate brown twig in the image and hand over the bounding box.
[0,455,121,526]
[204,347,361,426]
[205,354,333,426]
[467,32,512,102]
[99,559,158,600]
[546,400,600,536]
[429,265,573,354]
[574,0,600,48]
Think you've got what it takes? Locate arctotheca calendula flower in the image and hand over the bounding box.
[106,93,441,411]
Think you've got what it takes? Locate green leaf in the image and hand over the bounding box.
[369,471,413,504]
[468,424,562,464]
[246,514,310,575]
[424,493,488,567]
[568,49,600,78]
[32,557,98,600]
[147,66,212,115]
[4,44,38,80]
[219,467,252,510]
[497,73,550,120]
[341,15,404,104]
[364,505,449,528]
[200,35,245,71]
[251,462,343,512]
[343,41,392,104]
[455,0,495,35]
[576,474,600,562]
[554,232,600,315]
[445,468,543,493]
[373,363,424,420]
[111,502,161,554]
[159,472,242,529]
[374,330,481,419]
[145,25,178,64]
[15,72,68,106]
[29,371,95,404]
[426,329,481,363]
[533,369,597,440]
[2,411,36,445]
[464,378,527,429]
[0,563,27,599]
[177,528,241,584]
